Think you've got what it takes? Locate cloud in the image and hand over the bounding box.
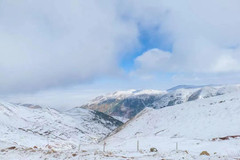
[1,86,108,111]
[1,0,240,96]
[135,49,171,73]
[135,41,240,73]
[0,0,139,93]
[128,0,240,73]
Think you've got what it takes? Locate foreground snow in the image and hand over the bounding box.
[1,140,239,159]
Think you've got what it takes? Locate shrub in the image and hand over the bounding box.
[150,147,158,152]
[200,151,210,156]
[7,146,16,150]
[72,153,77,157]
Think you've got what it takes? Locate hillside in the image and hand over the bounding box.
[81,89,166,119]
[0,101,122,149]
[107,91,240,140]
[81,84,240,119]
[1,89,240,159]
[102,90,240,159]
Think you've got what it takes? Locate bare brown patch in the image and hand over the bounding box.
[72,153,77,157]
[212,135,240,141]
[200,151,210,156]
[7,146,16,150]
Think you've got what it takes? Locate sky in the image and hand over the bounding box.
[1,0,240,110]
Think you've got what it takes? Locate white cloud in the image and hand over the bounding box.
[1,86,107,111]
[212,54,240,73]
[135,49,171,72]
[128,0,240,73]
[0,0,139,93]
[1,0,240,98]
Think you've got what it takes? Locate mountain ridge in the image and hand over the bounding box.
[0,100,122,148]
[81,84,240,119]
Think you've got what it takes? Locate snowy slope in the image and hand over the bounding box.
[81,89,166,119]
[82,84,240,119]
[151,84,240,109]
[0,101,122,149]
[103,91,240,158]
[107,91,240,140]
[1,90,240,159]
[86,89,165,105]
[149,88,199,108]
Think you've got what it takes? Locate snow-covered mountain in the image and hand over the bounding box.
[81,89,166,119]
[81,84,240,119]
[1,85,240,159]
[0,100,122,149]
[107,90,240,140]
[150,84,240,109]
[103,90,240,159]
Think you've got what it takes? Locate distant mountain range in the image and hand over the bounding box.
[81,84,240,119]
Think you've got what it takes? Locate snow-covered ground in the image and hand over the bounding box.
[1,87,240,159]
[102,91,240,159]
[1,137,239,159]
[0,100,122,159]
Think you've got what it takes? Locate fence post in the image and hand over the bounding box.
[103,142,106,152]
[137,140,139,152]
[176,142,178,152]
[78,144,81,152]
[78,143,81,160]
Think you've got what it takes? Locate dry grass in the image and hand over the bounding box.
[200,151,210,156]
